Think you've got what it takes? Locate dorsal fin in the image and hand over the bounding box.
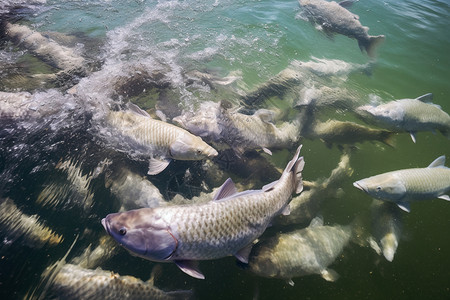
[427,155,446,168]
[309,216,324,228]
[416,93,433,103]
[254,109,274,124]
[128,102,151,117]
[213,178,238,201]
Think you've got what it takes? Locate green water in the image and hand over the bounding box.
[1,0,449,299]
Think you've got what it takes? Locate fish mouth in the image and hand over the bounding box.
[353,181,368,193]
[101,218,110,235]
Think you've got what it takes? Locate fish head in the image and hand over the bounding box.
[169,133,218,160]
[101,209,178,261]
[353,173,406,202]
[356,103,405,127]
[173,106,222,140]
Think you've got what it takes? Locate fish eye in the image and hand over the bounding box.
[118,227,127,235]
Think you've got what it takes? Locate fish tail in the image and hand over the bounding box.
[359,35,385,57]
[381,132,396,148]
[283,145,305,194]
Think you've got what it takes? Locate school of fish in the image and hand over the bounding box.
[0,1,449,299]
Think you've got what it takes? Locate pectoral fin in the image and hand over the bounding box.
[321,268,340,282]
[234,243,254,264]
[438,194,450,201]
[409,132,417,143]
[148,157,171,175]
[175,260,205,279]
[397,201,411,213]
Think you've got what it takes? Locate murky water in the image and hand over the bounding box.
[1,0,449,299]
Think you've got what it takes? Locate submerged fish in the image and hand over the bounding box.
[298,0,385,57]
[46,264,193,300]
[248,216,351,285]
[276,151,353,226]
[304,119,395,148]
[174,101,300,155]
[368,200,402,262]
[356,93,450,143]
[353,155,450,212]
[106,103,218,175]
[102,145,305,279]
[106,167,167,211]
[0,198,63,248]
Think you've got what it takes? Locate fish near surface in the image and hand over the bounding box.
[106,103,218,175]
[353,155,450,212]
[248,216,351,285]
[174,101,300,155]
[298,0,385,57]
[102,145,305,279]
[356,93,450,143]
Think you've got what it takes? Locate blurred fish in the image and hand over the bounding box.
[27,238,192,300]
[106,167,167,211]
[102,145,304,279]
[276,151,353,225]
[298,0,385,57]
[356,93,450,143]
[295,85,360,110]
[70,236,119,269]
[174,101,300,155]
[304,119,395,148]
[0,198,63,248]
[353,155,450,212]
[106,103,218,175]
[248,216,352,285]
[368,200,402,262]
[46,264,193,300]
[36,158,96,213]
[242,57,370,106]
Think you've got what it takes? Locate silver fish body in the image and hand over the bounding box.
[369,200,402,262]
[102,145,305,279]
[357,94,450,143]
[299,0,385,56]
[174,101,300,155]
[353,155,450,212]
[248,217,351,285]
[106,104,218,175]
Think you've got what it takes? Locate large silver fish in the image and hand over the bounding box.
[102,145,305,279]
[106,103,218,175]
[248,216,351,285]
[356,93,450,143]
[174,101,300,155]
[353,155,450,212]
[298,0,385,57]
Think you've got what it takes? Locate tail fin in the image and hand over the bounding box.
[282,145,305,194]
[359,35,385,57]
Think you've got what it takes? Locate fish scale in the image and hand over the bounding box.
[102,145,304,278]
[400,168,450,198]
